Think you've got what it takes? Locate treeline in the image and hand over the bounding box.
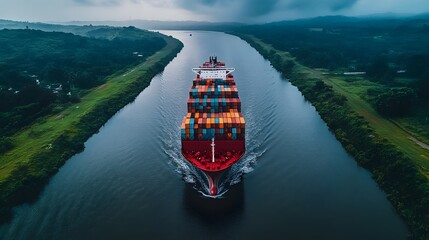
[234,16,429,117]
[236,16,429,70]
[0,28,166,137]
[366,55,429,117]
[235,33,429,239]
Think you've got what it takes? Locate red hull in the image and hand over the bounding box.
[181,57,245,196]
[182,140,245,172]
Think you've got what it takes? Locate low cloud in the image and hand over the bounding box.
[287,0,357,11]
[175,0,279,17]
[173,0,358,20]
[73,0,122,6]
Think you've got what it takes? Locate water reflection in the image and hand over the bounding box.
[183,181,245,222]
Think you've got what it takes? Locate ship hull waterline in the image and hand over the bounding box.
[181,151,244,196]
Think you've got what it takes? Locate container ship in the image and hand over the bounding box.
[181,56,245,196]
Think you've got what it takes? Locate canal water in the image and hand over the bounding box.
[0,31,408,239]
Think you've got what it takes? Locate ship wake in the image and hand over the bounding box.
[162,119,267,197]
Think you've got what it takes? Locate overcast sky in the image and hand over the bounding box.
[0,0,428,23]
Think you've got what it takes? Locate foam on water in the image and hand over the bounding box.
[160,96,271,196]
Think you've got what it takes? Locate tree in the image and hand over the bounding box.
[374,87,417,117]
[407,55,429,78]
[0,137,14,154]
[18,85,54,106]
[367,57,395,83]
[44,68,68,84]
[416,73,429,101]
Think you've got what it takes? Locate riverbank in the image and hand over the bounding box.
[0,35,183,221]
[234,33,429,239]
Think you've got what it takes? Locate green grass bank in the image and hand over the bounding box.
[234,33,429,239]
[0,36,183,221]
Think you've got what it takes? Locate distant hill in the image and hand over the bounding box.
[2,13,429,32]
[0,19,113,36]
[0,18,244,32]
[62,20,245,30]
[0,19,175,38]
[266,14,429,27]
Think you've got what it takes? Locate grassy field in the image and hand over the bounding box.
[0,36,181,182]
[249,36,429,178]
[323,76,429,175]
[395,113,429,144]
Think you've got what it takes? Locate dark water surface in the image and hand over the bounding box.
[0,31,408,239]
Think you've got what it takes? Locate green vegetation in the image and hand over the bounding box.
[0,28,183,221]
[0,28,166,136]
[233,33,429,239]
[237,16,429,71]
[371,87,416,117]
[234,16,429,142]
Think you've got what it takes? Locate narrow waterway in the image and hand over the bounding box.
[0,31,408,240]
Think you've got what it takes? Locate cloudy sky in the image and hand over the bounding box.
[0,0,428,23]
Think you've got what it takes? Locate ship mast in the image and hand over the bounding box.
[211,138,215,163]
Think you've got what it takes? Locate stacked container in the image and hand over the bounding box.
[181,72,245,141]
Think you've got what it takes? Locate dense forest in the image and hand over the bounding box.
[235,15,429,117]
[0,27,166,142]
